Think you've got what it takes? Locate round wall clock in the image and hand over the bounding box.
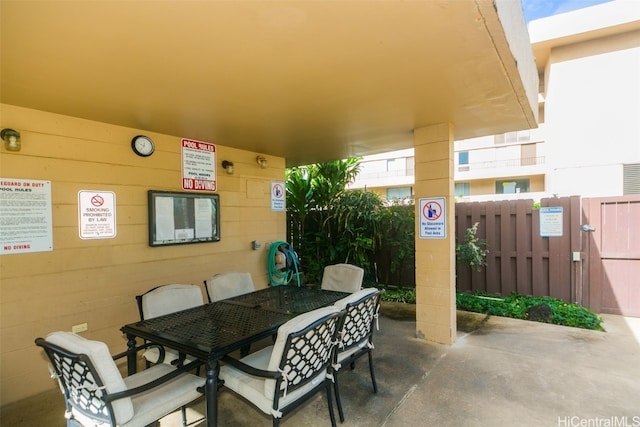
[131,135,155,157]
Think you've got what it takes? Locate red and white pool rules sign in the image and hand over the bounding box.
[419,197,446,239]
[181,138,216,192]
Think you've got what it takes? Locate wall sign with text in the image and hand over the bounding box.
[181,138,216,192]
[0,178,53,254]
[419,197,447,239]
[78,190,117,239]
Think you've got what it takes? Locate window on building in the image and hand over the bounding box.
[387,187,412,200]
[623,163,640,194]
[495,179,530,194]
[506,132,518,143]
[455,182,470,197]
[496,130,530,145]
[458,151,469,165]
[517,130,530,142]
[458,151,469,171]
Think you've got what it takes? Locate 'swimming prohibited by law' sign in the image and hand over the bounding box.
[419,197,446,239]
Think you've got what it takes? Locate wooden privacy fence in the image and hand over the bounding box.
[455,197,581,303]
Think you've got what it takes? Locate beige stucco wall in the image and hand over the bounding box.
[0,104,286,405]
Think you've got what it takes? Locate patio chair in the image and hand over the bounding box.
[218,306,345,427]
[204,272,258,356]
[136,284,204,366]
[204,271,256,302]
[320,264,364,293]
[332,287,382,422]
[35,331,204,427]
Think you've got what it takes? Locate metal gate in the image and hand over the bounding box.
[583,196,640,317]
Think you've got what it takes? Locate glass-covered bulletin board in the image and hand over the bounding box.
[148,190,220,246]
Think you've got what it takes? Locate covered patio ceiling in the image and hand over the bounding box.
[0,1,537,167]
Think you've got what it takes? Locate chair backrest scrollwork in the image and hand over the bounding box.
[266,306,344,399]
[334,288,381,352]
[36,332,133,425]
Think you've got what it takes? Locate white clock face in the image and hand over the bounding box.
[132,136,154,157]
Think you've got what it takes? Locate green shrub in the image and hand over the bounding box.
[456,222,488,272]
[379,288,604,331]
[379,287,416,304]
[375,201,415,285]
[456,291,604,331]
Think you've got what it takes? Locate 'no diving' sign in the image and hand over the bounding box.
[419,197,446,239]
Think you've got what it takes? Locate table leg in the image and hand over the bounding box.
[126,334,137,376]
[205,360,219,427]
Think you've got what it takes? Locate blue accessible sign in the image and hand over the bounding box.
[419,197,446,239]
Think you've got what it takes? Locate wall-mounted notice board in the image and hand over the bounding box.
[148,190,220,247]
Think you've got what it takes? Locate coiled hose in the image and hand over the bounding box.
[267,241,301,286]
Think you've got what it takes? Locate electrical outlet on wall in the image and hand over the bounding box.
[72,323,88,334]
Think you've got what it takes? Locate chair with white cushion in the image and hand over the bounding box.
[136,284,205,366]
[35,331,204,427]
[332,287,382,422]
[204,271,256,302]
[218,306,345,427]
[320,264,364,293]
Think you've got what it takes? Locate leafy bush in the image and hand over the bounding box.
[456,291,604,331]
[456,222,488,272]
[379,286,416,304]
[286,159,367,284]
[378,288,604,331]
[286,158,414,286]
[375,201,415,285]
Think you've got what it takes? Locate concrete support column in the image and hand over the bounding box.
[414,123,456,345]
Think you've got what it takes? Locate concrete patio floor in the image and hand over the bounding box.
[4,307,639,426]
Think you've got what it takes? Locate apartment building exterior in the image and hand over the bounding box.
[349,0,640,202]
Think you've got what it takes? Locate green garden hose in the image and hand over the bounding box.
[268,241,301,286]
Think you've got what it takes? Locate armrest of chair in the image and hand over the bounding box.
[104,359,203,404]
[221,354,280,379]
[112,342,167,364]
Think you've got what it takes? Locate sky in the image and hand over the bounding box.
[521,0,615,23]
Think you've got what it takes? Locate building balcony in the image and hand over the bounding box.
[456,156,546,180]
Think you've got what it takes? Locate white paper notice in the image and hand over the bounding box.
[195,198,213,238]
[155,196,176,241]
[1,178,53,254]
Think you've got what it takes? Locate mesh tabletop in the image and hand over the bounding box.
[122,303,292,359]
[225,286,348,314]
[121,287,349,361]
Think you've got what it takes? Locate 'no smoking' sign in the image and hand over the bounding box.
[419,197,446,239]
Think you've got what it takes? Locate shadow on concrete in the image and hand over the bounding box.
[4,307,639,427]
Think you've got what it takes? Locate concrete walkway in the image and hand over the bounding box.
[162,309,640,427]
[5,309,639,426]
[385,312,640,427]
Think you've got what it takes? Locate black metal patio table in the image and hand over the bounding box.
[121,286,348,427]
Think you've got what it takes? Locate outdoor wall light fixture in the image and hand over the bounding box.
[256,156,267,169]
[1,128,21,152]
[221,160,234,174]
